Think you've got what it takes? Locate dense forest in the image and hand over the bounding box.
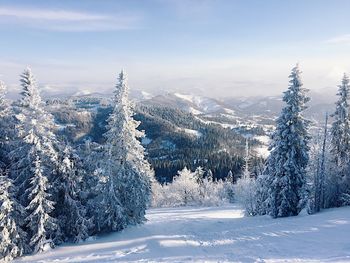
[48,97,266,182]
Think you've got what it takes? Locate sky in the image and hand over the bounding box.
[1,0,350,98]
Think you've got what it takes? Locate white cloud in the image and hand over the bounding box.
[0,7,106,21]
[0,6,140,31]
[325,34,350,45]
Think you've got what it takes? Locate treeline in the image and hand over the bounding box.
[0,69,152,261]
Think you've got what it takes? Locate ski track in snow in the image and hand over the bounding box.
[17,205,350,262]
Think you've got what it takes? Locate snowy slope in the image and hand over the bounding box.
[173,93,223,113]
[145,92,226,116]
[17,206,350,262]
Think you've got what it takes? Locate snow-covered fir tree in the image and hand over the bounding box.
[78,140,104,199]
[26,155,57,253]
[7,68,63,253]
[0,81,6,108]
[254,173,269,215]
[54,145,91,243]
[331,74,350,166]
[0,171,28,261]
[0,81,13,169]
[94,70,152,232]
[330,74,350,206]
[9,68,59,205]
[263,64,311,218]
[224,170,235,203]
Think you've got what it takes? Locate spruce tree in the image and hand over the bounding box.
[264,64,310,218]
[0,81,12,169]
[9,68,59,204]
[0,172,28,260]
[96,70,152,232]
[330,74,350,206]
[331,74,350,167]
[26,155,57,253]
[8,68,61,250]
[55,145,91,243]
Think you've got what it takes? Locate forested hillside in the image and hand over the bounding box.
[47,96,266,182]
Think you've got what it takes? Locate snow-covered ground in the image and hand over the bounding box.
[17,205,350,262]
[178,128,202,138]
[254,135,270,158]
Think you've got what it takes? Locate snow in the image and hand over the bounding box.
[255,146,270,158]
[188,107,203,115]
[254,135,270,158]
[73,90,93,96]
[196,117,236,129]
[255,135,270,144]
[141,137,152,145]
[173,93,195,103]
[130,90,154,101]
[140,91,153,100]
[17,205,350,262]
[179,128,202,138]
[173,93,222,114]
[160,140,176,150]
[238,100,254,109]
[223,108,235,114]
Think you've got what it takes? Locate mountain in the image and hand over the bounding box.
[47,95,265,182]
[144,90,336,127]
[46,89,336,181]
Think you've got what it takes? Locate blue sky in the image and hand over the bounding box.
[0,0,350,97]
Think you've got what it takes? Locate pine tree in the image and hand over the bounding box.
[9,68,59,206]
[7,68,61,252]
[55,145,91,243]
[264,64,310,218]
[0,172,28,261]
[255,173,269,215]
[331,74,350,166]
[96,70,152,232]
[0,81,12,169]
[330,74,350,206]
[224,170,235,203]
[26,155,57,253]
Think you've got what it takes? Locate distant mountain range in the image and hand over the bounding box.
[139,90,335,126]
